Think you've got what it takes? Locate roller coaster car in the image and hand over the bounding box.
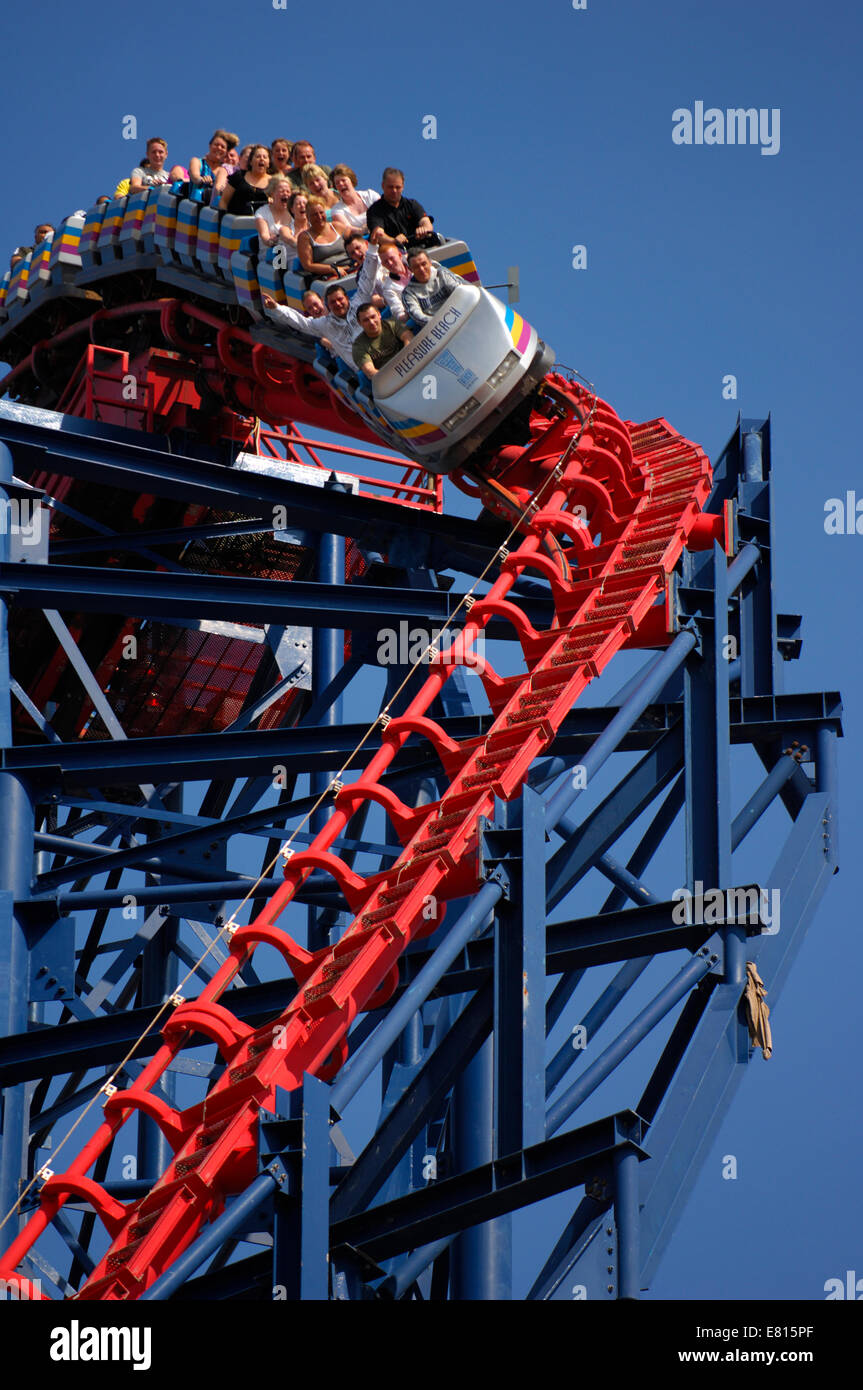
[371,282,555,474]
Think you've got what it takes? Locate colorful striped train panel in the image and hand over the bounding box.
[256,247,287,304]
[154,190,180,266]
[434,239,479,283]
[0,270,9,322]
[95,197,126,263]
[504,304,532,355]
[118,192,151,258]
[27,238,54,298]
[174,199,201,269]
[196,206,222,276]
[4,253,32,317]
[218,215,256,281]
[78,202,107,270]
[48,217,85,286]
[230,249,260,317]
[139,189,160,254]
[281,267,307,311]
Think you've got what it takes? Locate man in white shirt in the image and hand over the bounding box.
[344,233,406,311]
[262,245,405,363]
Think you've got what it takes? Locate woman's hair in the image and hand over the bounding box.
[287,191,307,217]
[270,137,293,156]
[331,163,358,186]
[209,129,233,148]
[301,164,329,190]
[268,176,293,197]
[247,144,271,170]
[305,196,328,213]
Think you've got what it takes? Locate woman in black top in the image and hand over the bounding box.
[219,145,272,217]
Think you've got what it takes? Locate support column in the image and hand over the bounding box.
[271,1076,331,1300]
[451,1039,512,1300]
[494,788,546,1154]
[137,786,180,1184]
[308,484,346,951]
[614,1145,640,1300]
[683,543,736,979]
[0,442,34,1231]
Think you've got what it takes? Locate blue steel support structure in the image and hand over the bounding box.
[0,402,841,1300]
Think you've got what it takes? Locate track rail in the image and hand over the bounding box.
[0,374,720,1299]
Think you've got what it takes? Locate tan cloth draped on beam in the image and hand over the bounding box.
[744,961,772,1059]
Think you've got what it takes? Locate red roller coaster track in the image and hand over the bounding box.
[0,364,723,1299]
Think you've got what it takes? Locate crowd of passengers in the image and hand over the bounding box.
[9,131,470,382]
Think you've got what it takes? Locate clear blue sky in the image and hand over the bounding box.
[1,0,860,1301]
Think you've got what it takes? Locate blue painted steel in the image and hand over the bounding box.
[451,1039,512,1299]
[141,1170,280,1300]
[742,429,763,482]
[815,725,838,869]
[271,1077,331,1300]
[637,796,832,1285]
[0,441,34,1232]
[546,950,716,1136]
[0,377,841,1307]
[613,1145,640,1299]
[494,790,547,1153]
[309,501,347,951]
[683,541,736,978]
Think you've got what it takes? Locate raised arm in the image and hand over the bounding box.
[261,294,326,339]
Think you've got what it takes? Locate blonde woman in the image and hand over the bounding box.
[297,196,350,281]
[300,164,339,208]
[256,178,298,250]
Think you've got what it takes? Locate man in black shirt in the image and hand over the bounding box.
[366,168,440,248]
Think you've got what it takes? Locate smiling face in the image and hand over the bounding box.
[292,142,315,170]
[307,200,328,231]
[408,251,432,283]
[346,238,367,266]
[333,174,354,199]
[302,291,325,317]
[379,243,404,275]
[306,173,329,199]
[358,305,381,337]
[208,135,229,166]
[146,141,167,170]
[271,141,291,170]
[325,287,350,318]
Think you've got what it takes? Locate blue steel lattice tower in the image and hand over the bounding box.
[0,198,840,1299]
